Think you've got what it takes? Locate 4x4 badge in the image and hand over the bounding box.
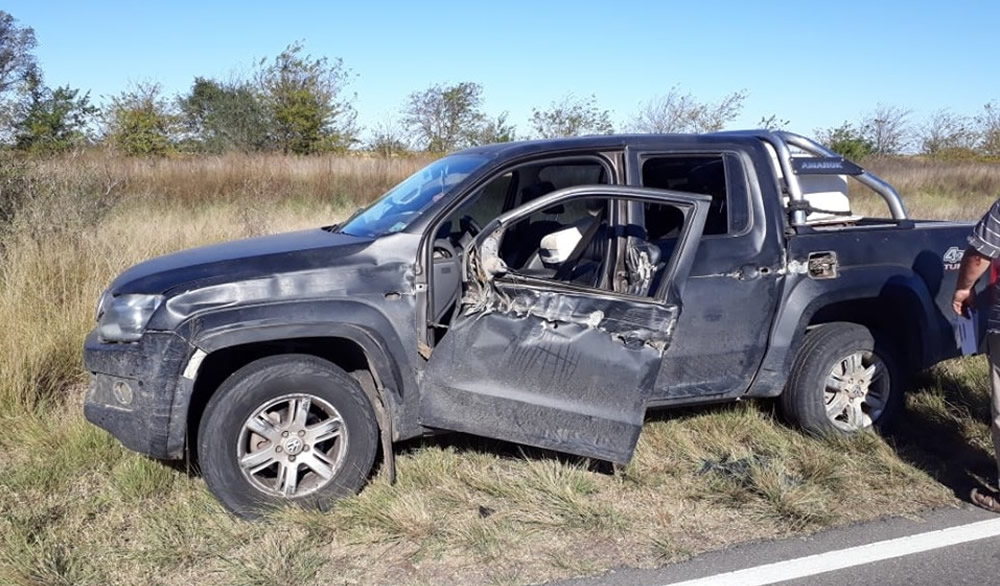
[943,246,964,270]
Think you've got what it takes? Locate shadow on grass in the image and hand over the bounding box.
[163,367,994,506]
[164,403,739,483]
[887,368,996,500]
[390,400,757,478]
[392,430,617,475]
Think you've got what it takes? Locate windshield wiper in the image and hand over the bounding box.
[324,207,365,232]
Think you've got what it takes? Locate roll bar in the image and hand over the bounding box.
[714,130,909,226]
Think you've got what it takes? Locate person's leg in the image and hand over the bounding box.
[972,333,1000,511]
[990,333,1000,483]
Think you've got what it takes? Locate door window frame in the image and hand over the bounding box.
[626,149,752,240]
[419,152,621,343]
[463,186,710,307]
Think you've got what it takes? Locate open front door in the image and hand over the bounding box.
[419,186,709,463]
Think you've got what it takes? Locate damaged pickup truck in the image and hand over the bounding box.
[84,131,981,516]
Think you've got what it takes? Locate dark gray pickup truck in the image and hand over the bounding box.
[84,131,982,516]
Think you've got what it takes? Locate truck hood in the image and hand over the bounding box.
[110,228,373,295]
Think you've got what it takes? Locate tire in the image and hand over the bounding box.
[781,322,904,436]
[198,354,378,518]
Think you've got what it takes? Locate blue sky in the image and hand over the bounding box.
[7,0,1000,140]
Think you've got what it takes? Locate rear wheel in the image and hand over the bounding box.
[198,354,378,518]
[781,322,903,435]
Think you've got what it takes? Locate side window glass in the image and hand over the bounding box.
[642,156,727,236]
[465,172,512,226]
[438,172,512,243]
[537,164,605,191]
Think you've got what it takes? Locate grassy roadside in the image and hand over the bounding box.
[0,370,986,585]
[1,152,999,585]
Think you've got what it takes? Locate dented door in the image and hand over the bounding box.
[419,186,709,464]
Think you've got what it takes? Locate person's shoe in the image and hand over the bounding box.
[971,488,1000,513]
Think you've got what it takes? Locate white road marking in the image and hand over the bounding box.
[665,517,1000,586]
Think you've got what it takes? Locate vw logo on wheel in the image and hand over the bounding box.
[284,437,304,455]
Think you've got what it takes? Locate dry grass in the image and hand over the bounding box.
[854,157,1000,220]
[871,157,1000,201]
[1,152,999,585]
[33,149,430,208]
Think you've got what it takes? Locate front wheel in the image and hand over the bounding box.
[781,322,904,435]
[198,354,379,518]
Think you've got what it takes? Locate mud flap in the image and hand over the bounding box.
[353,369,396,484]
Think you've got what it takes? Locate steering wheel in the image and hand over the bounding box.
[459,215,482,238]
[432,238,458,261]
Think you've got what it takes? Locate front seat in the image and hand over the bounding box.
[523,200,607,287]
[502,181,562,268]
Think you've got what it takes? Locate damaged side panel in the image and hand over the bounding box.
[470,286,678,350]
[419,286,678,464]
[420,186,708,464]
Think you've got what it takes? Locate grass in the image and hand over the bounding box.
[0,151,999,584]
[853,156,1000,219]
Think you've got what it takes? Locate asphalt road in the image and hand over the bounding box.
[554,506,1000,586]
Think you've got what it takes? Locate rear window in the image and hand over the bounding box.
[642,155,729,238]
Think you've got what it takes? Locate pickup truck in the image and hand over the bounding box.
[84,131,982,517]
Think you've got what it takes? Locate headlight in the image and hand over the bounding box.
[97,294,164,342]
[95,289,111,321]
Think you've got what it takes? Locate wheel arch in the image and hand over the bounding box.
[165,304,421,463]
[746,266,946,398]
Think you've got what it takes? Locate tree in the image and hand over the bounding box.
[468,112,516,146]
[758,114,790,131]
[696,90,747,133]
[104,82,177,156]
[918,109,979,156]
[0,11,36,97]
[859,104,911,156]
[630,87,747,133]
[977,101,1000,157]
[14,72,97,153]
[403,82,486,152]
[178,77,270,153]
[530,94,613,138]
[818,122,874,159]
[0,10,38,134]
[256,42,358,154]
[367,117,410,157]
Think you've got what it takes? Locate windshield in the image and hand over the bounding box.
[340,154,488,238]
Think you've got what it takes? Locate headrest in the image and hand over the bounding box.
[521,181,556,202]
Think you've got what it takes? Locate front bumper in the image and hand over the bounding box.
[83,330,194,459]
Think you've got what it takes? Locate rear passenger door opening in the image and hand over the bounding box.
[625,147,783,402]
[418,186,710,463]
